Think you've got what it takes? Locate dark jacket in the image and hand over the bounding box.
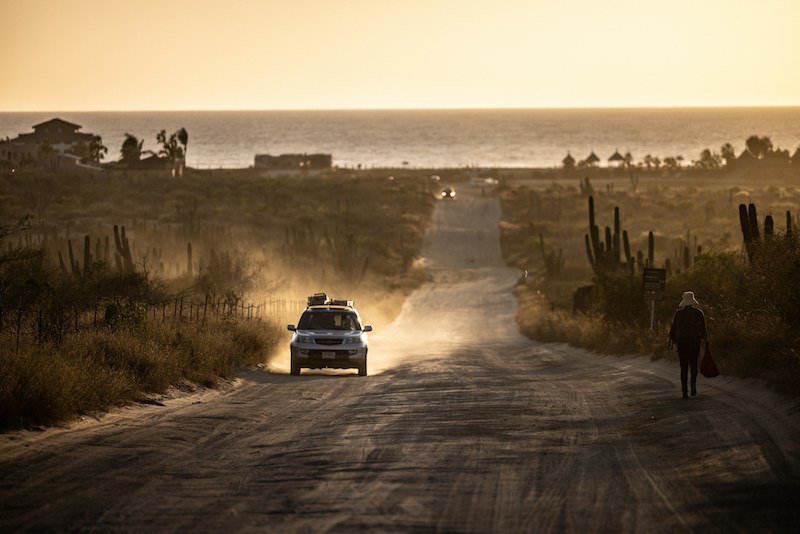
[669,306,708,348]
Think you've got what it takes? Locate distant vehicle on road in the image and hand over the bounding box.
[441,187,456,199]
[287,293,372,376]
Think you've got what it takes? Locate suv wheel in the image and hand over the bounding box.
[358,354,367,377]
[290,359,300,376]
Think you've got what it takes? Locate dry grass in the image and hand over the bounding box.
[0,317,281,428]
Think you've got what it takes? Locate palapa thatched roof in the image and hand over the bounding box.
[585,151,600,164]
[608,150,624,162]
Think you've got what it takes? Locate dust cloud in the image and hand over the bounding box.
[367,187,529,374]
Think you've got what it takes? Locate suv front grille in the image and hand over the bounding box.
[315,338,344,345]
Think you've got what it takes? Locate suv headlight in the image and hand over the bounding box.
[297,335,314,343]
[345,336,361,344]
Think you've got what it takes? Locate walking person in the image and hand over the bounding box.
[668,291,708,399]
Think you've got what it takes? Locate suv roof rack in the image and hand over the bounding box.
[306,293,354,308]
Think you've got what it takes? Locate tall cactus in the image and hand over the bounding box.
[83,234,92,277]
[648,231,654,267]
[587,196,603,267]
[113,225,135,274]
[748,203,760,241]
[739,204,752,247]
[67,239,81,279]
[622,230,631,265]
[613,207,621,264]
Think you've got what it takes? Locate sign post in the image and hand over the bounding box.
[642,268,667,330]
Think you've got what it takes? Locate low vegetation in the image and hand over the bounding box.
[498,166,800,395]
[0,167,437,428]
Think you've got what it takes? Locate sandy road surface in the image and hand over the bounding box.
[2,186,800,533]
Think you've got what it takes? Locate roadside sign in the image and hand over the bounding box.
[642,268,666,301]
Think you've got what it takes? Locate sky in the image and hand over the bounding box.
[2,0,799,111]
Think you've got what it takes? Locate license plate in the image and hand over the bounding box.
[322,351,336,359]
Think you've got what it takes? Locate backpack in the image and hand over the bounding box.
[673,307,703,345]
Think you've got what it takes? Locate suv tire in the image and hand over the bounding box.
[358,353,367,376]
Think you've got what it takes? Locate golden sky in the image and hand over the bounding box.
[2,0,799,111]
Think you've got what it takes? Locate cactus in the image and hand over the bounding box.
[683,245,690,271]
[587,196,603,267]
[585,234,595,268]
[613,207,621,264]
[788,211,793,237]
[622,230,632,265]
[764,215,774,240]
[67,239,81,279]
[83,235,92,277]
[739,204,752,246]
[748,203,760,241]
[187,242,193,276]
[57,250,69,277]
[113,225,135,274]
[648,231,654,267]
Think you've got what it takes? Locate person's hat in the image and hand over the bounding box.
[679,291,699,308]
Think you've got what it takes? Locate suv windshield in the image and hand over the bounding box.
[298,311,362,331]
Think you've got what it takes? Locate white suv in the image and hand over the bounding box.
[287,294,372,376]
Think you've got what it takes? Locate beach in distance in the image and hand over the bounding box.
[2,107,800,170]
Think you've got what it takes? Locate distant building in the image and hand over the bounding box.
[0,118,96,168]
[562,151,575,169]
[736,148,791,168]
[584,151,600,167]
[254,153,333,174]
[608,150,625,167]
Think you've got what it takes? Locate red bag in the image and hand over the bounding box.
[700,345,720,378]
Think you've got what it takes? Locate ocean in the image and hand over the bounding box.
[2,108,800,170]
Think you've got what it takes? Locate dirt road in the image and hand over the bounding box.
[2,186,799,532]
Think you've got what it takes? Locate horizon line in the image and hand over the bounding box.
[3,104,800,114]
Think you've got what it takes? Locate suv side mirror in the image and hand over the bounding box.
[363,325,373,332]
[287,324,296,331]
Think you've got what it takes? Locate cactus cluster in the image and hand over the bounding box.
[739,202,795,259]
[584,196,642,275]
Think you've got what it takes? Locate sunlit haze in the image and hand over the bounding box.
[2,0,800,111]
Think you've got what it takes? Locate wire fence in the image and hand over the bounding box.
[0,297,306,350]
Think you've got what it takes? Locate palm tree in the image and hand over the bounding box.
[88,135,108,163]
[623,152,634,169]
[37,139,57,169]
[157,129,185,177]
[720,143,736,167]
[121,133,143,166]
